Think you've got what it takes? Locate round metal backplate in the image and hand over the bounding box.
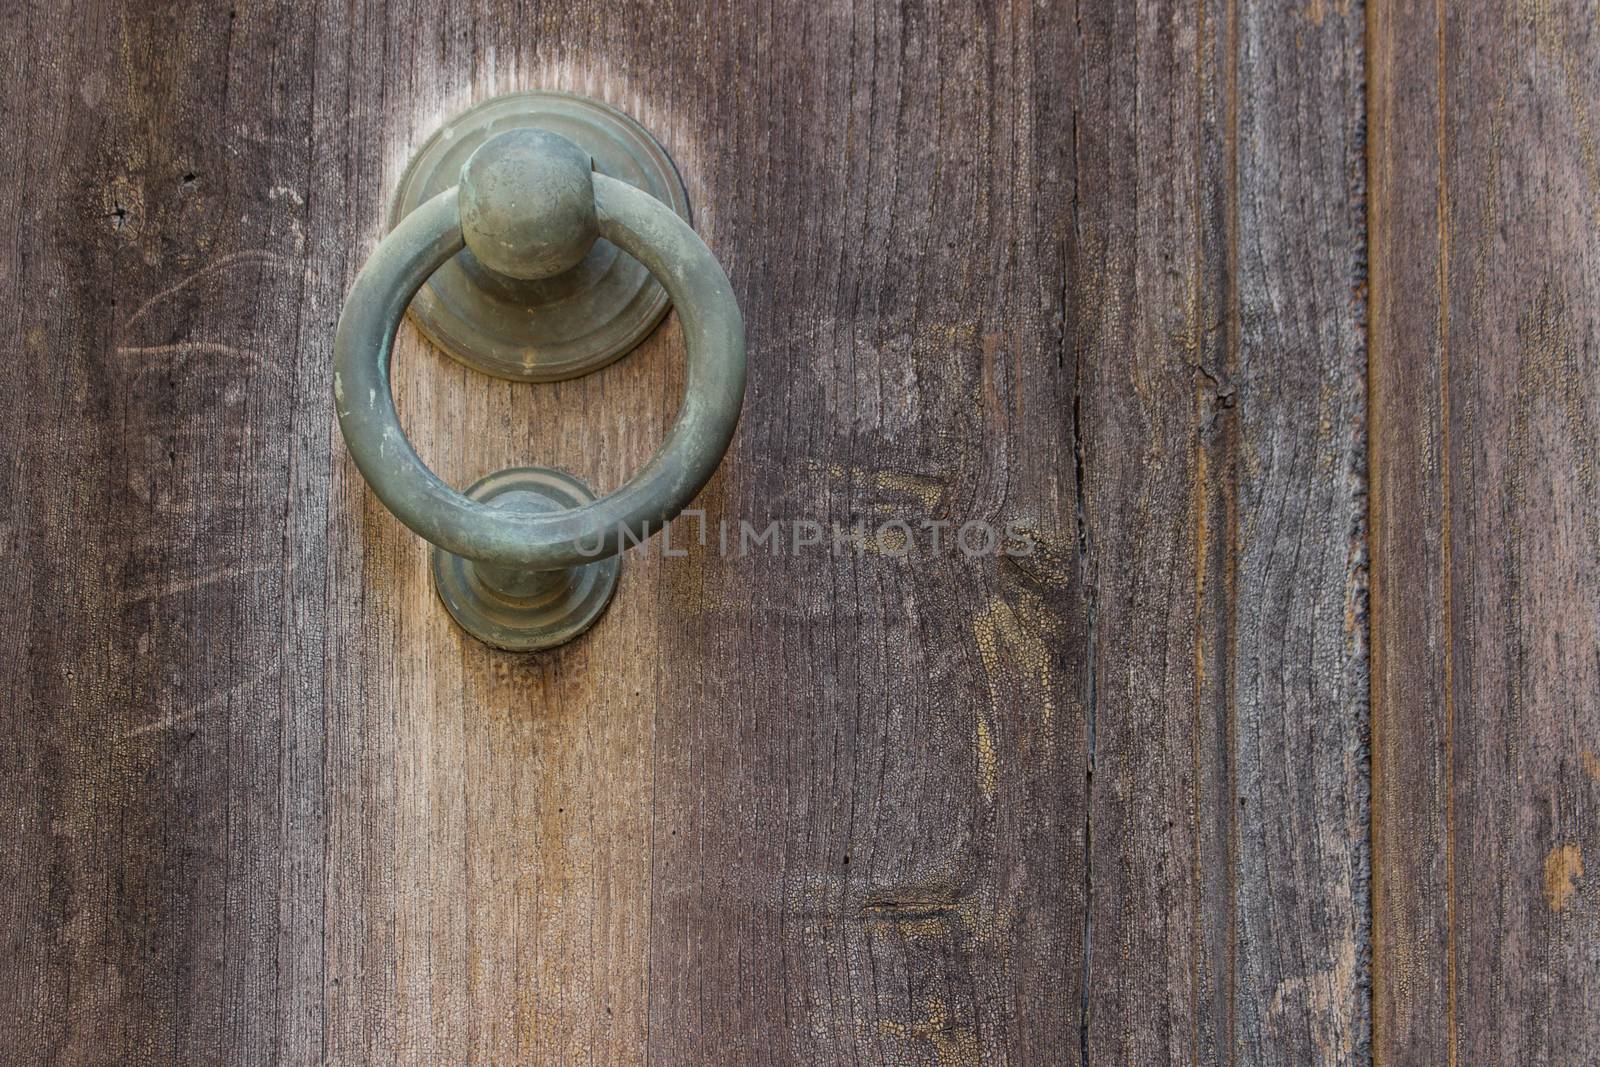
[391,90,691,381]
[432,467,621,651]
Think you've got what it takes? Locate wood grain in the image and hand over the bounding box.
[1074,0,1368,1063]
[1371,0,1600,1062]
[0,0,1366,1063]
[1230,0,1370,1062]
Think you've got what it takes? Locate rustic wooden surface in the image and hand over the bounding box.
[0,0,1581,1064]
[1072,0,1369,1063]
[1370,1,1600,1064]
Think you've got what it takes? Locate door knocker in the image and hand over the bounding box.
[333,91,745,650]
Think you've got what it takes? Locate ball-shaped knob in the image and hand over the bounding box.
[459,128,599,281]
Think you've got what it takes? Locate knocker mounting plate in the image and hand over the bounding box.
[390,90,691,381]
[432,467,621,651]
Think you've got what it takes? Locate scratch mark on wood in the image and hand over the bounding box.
[119,250,297,334]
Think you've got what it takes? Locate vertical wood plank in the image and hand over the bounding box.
[1368,0,1451,1058]
[645,3,1089,1061]
[1231,0,1370,1062]
[1073,0,1223,1059]
[0,2,336,1062]
[1372,0,1600,1061]
[1076,0,1370,1062]
[323,7,699,1064]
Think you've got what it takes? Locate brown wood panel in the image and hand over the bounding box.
[1371,0,1600,1062]
[0,0,1366,1064]
[1073,1,1368,1063]
[642,5,1089,1060]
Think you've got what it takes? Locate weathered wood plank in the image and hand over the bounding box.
[1371,0,1600,1061]
[1071,0,1225,1059]
[1230,1,1370,1062]
[0,2,330,1062]
[643,3,1089,1061]
[329,11,686,1063]
[1075,0,1369,1062]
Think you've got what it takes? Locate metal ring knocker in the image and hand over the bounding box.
[334,113,745,651]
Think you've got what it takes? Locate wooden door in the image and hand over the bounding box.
[1,1,1596,1064]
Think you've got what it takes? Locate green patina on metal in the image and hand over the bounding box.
[431,467,621,651]
[334,112,745,651]
[390,90,692,382]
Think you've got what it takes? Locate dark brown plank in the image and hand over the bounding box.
[1368,0,1451,1057]
[1372,0,1600,1061]
[0,2,330,1062]
[0,0,1368,1063]
[1071,0,1226,1058]
[644,2,1090,1059]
